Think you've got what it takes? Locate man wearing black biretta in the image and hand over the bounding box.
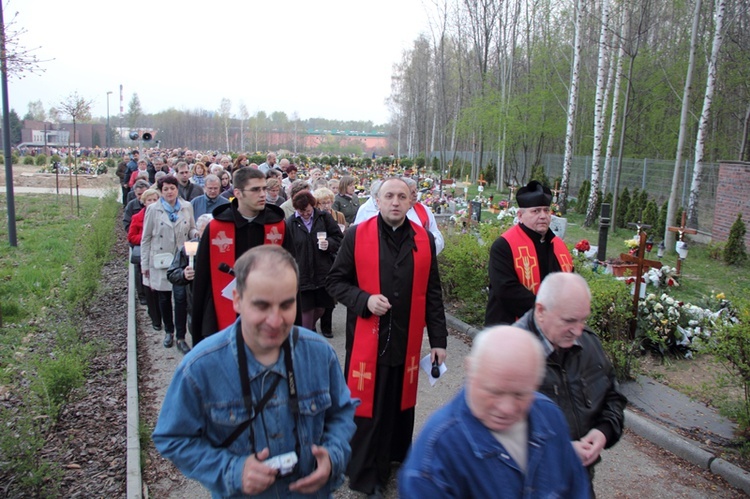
[484,180,573,326]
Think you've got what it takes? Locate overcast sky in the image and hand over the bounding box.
[8,0,434,125]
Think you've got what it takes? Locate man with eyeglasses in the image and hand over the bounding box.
[192,167,295,344]
[485,180,573,327]
[190,174,229,221]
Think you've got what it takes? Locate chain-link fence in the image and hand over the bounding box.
[429,151,719,235]
[542,154,719,235]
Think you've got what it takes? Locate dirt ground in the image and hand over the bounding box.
[0,164,120,190]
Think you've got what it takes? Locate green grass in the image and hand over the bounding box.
[0,193,119,495]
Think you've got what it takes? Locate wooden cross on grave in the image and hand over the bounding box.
[477,174,487,187]
[668,211,698,276]
[619,231,662,339]
[551,181,563,203]
[627,211,651,236]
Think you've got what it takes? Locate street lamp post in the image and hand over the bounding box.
[106,91,113,149]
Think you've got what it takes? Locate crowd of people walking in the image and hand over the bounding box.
[122,147,624,498]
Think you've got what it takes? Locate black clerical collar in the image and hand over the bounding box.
[519,223,552,243]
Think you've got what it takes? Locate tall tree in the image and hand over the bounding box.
[687,0,726,228]
[665,0,703,250]
[24,99,46,121]
[559,0,585,212]
[219,98,231,152]
[238,102,249,152]
[127,94,143,130]
[585,0,613,226]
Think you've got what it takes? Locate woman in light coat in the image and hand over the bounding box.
[141,175,197,349]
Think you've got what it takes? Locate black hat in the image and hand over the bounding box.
[516,181,552,208]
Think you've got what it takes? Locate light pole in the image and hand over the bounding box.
[106,91,113,149]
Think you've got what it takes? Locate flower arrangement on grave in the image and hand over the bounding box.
[644,265,679,288]
[637,292,734,357]
[575,239,591,252]
[624,237,639,250]
[496,205,518,221]
[551,202,562,217]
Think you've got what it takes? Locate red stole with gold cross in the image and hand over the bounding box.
[348,217,431,418]
[208,218,286,331]
[503,223,573,295]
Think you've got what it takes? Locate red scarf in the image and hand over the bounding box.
[208,218,286,331]
[412,202,429,228]
[348,217,431,418]
[503,224,573,295]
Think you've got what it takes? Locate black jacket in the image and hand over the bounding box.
[191,200,295,344]
[326,215,447,367]
[513,309,627,449]
[485,224,566,326]
[286,209,342,292]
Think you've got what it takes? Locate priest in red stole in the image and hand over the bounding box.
[326,177,448,498]
[485,180,573,327]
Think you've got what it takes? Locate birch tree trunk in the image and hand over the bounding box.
[585,0,612,226]
[602,8,627,196]
[665,0,702,249]
[687,0,726,229]
[559,0,585,212]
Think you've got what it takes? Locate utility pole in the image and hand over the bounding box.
[1,2,18,246]
[106,90,112,148]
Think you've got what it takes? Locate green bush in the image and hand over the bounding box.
[0,405,60,494]
[724,213,747,266]
[578,263,638,380]
[706,296,750,433]
[34,154,48,166]
[707,241,725,260]
[31,350,87,421]
[23,155,35,165]
[616,187,631,228]
[439,232,492,325]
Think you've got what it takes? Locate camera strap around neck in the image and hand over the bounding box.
[220,326,300,449]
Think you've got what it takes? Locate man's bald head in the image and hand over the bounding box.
[466,326,545,432]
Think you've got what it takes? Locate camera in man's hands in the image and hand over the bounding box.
[263,451,298,476]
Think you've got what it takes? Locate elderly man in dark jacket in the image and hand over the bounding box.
[514,272,626,495]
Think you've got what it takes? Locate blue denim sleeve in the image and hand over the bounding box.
[152,360,246,497]
[320,347,357,483]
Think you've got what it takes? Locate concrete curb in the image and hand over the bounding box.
[126,259,143,498]
[444,313,482,339]
[444,311,750,496]
[624,409,714,469]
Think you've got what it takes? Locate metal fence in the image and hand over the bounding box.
[542,154,719,235]
[429,150,719,235]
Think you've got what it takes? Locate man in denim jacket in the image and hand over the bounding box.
[399,326,590,498]
[153,246,357,498]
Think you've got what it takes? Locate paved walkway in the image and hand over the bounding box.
[129,298,750,497]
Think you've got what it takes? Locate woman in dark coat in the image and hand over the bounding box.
[332,175,360,224]
[287,191,343,333]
